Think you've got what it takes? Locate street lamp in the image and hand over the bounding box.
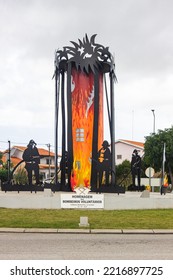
[7,140,11,183]
[46,143,51,179]
[151,109,155,134]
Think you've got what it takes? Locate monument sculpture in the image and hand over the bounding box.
[54,34,123,193]
[2,34,125,194]
[131,149,141,191]
[97,140,111,186]
[22,140,40,185]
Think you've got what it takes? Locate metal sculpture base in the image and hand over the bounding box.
[127,184,145,192]
[91,184,125,194]
[2,182,125,194]
[1,183,44,193]
[1,182,71,193]
[44,183,71,192]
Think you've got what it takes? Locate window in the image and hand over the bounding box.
[117,155,122,160]
[46,159,52,165]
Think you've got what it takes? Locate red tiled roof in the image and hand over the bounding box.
[13,146,26,151]
[1,155,21,166]
[37,148,55,157]
[12,146,55,157]
[1,146,56,168]
[1,155,6,163]
[10,157,22,165]
[116,139,144,148]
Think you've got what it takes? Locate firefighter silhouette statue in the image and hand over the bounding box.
[97,140,111,188]
[54,34,117,191]
[22,140,40,185]
[131,149,141,190]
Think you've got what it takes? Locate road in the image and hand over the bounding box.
[0,233,173,260]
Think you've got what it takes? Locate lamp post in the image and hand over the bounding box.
[46,143,51,179]
[151,109,155,134]
[7,140,11,183]
[151,109,155,192]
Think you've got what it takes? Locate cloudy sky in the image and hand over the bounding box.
[0,0,173,151]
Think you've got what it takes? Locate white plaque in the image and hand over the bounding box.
[61,193,104,209]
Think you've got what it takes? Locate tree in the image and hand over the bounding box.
[0,169,8,182]
[0,152,3,166]
[0,152,13,183]
[13,167,28,185]
[116,160,132,187]
[144,127,173,186]
[0,152,7,182]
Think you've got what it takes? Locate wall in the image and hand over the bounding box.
[0,190,173,210]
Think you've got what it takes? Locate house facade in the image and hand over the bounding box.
[2,146,56,181]
[115,139,144,165]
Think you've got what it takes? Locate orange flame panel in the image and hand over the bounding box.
[71,68,103,189]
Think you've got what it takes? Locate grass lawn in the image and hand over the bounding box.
[0,208,173,229]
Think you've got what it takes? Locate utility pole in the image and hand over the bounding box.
[8,140,11,183]
[151,109,155,134]
[46,143,51,179]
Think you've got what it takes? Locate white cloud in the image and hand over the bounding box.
[0,0,173,150]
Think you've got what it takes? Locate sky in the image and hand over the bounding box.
[0,0,173,152]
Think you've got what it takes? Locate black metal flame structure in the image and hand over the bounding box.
[54,34,124,193]
[56,34,115,74]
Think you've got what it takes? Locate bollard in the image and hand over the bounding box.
[79,216,89,227]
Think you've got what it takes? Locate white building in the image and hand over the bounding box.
[115,139,144,165]
[2,146,56,180]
